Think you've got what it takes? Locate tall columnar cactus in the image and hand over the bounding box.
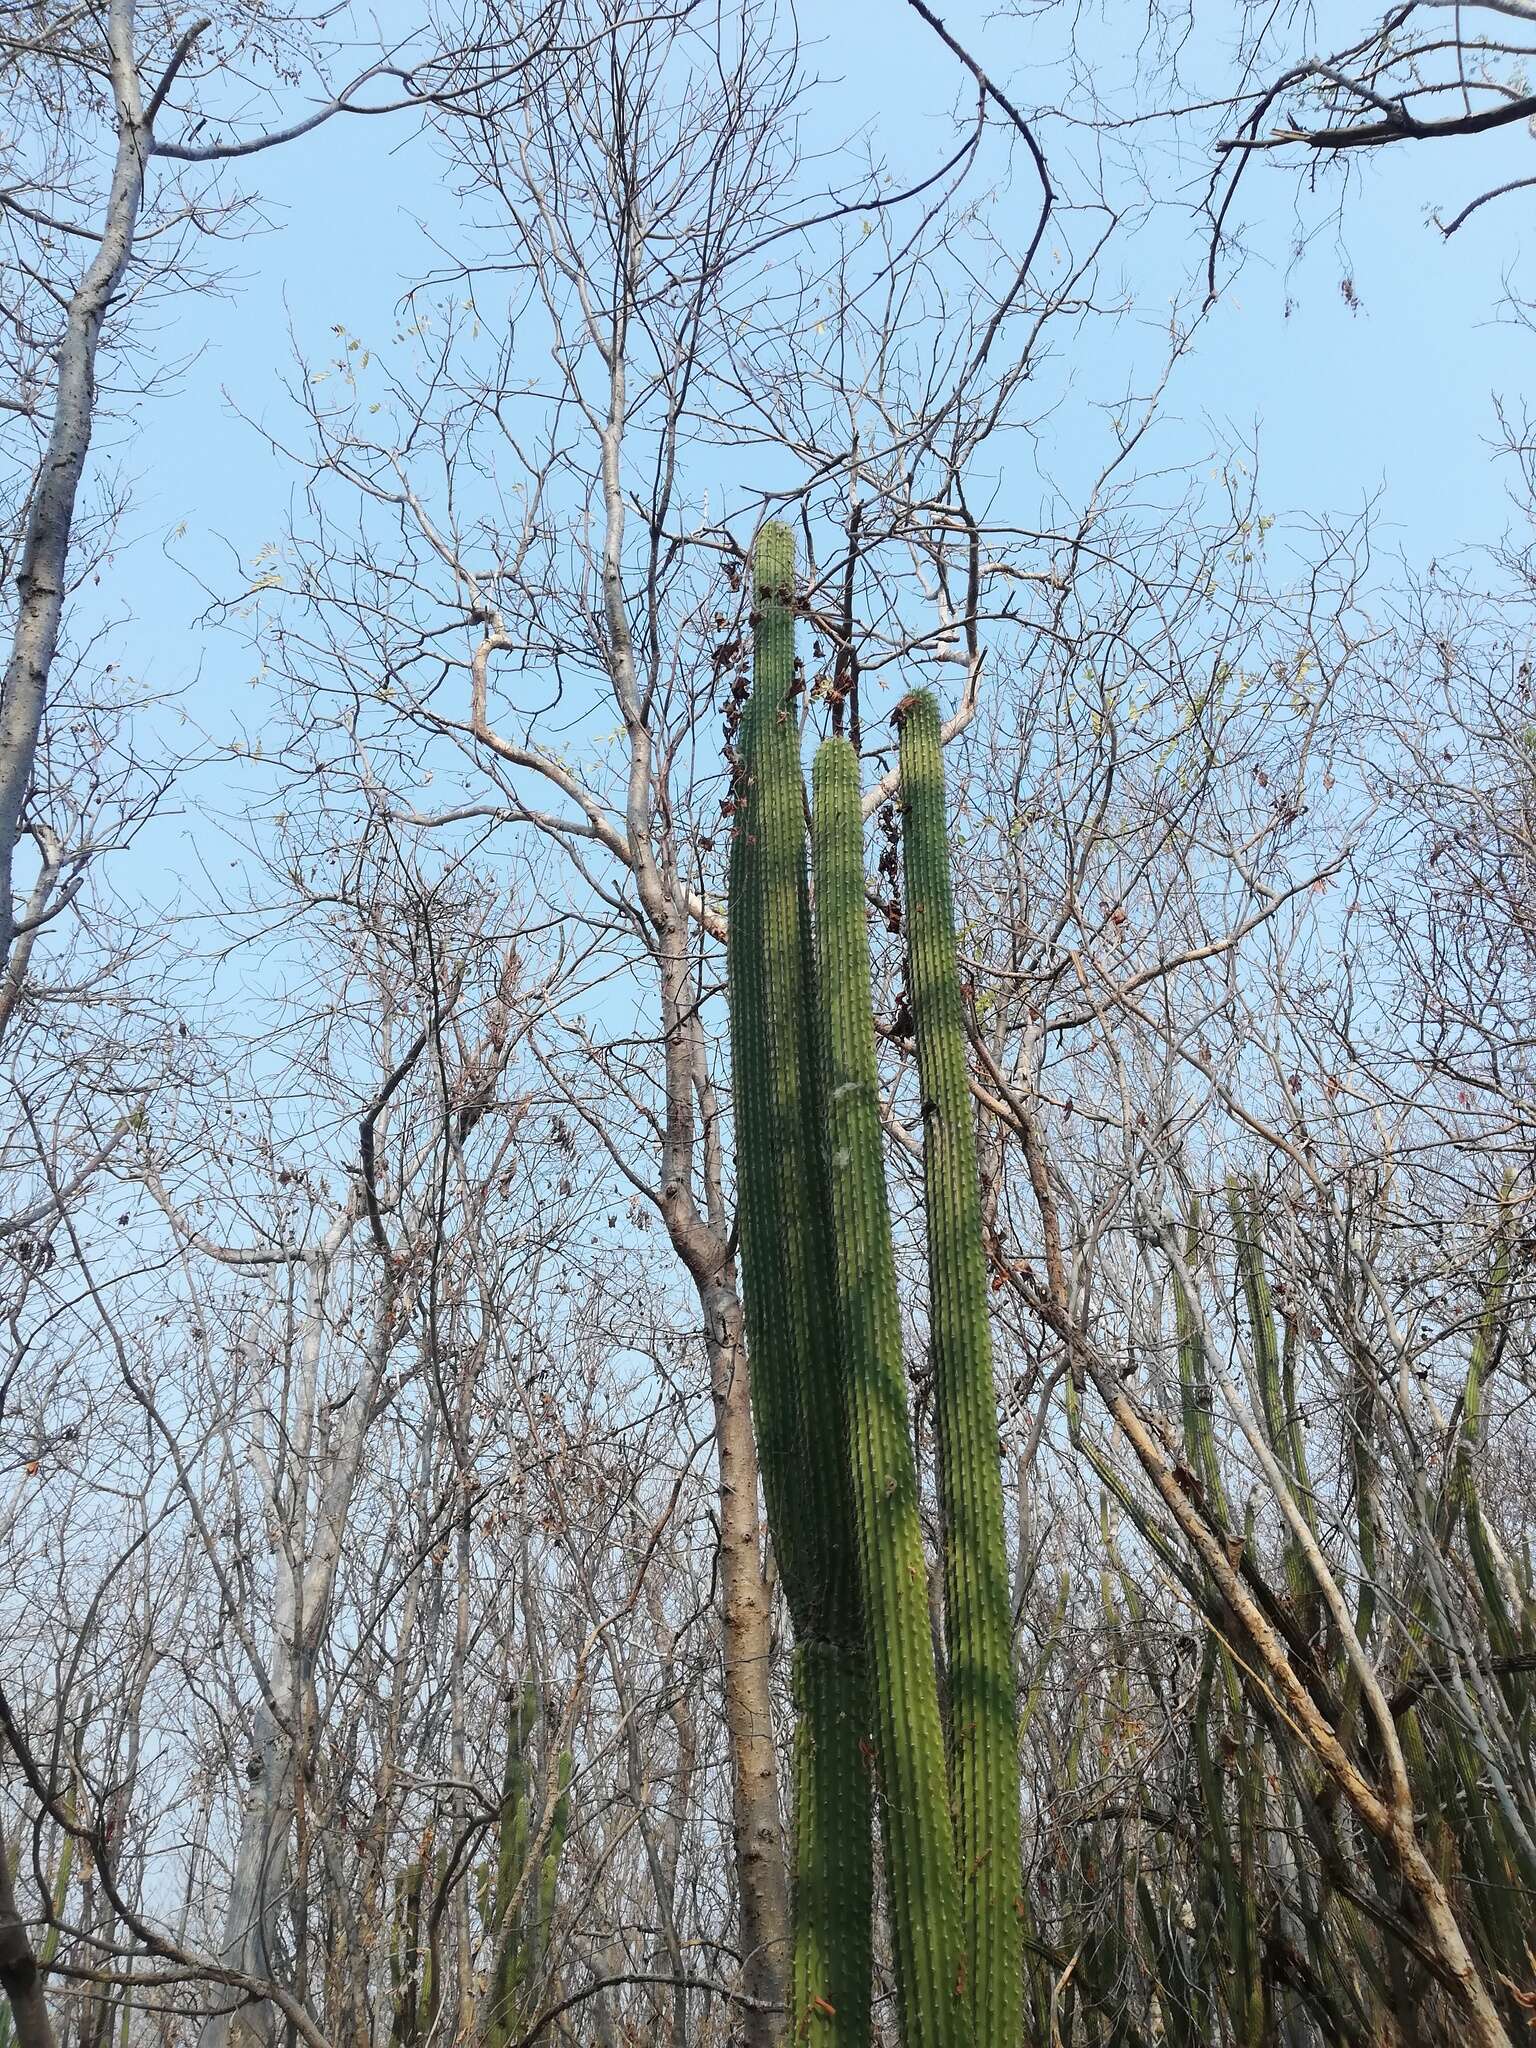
[811,734,970,2048]
[728,524,862,1650]
[481,1683,572,2048]
[727,524,872,2044]
[895,689,1024,2044]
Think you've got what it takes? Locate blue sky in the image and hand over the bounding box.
[82,0,1536,919]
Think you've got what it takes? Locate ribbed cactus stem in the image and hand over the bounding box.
[524,1749,572,1989]
[485,1687,532,2048]
[483,1688,572,2048]
[792,1643,875,2045]
[812,734,969,2048]
[896,690,1022,2046]
[38,1788,75,1975]
[727,679,811,1614]
[496,1683,535,1914]
[1230,1186,1323,1643]
[731,521,860,1645]
[1173,1214,1229,1523]
[728,524,872,2044]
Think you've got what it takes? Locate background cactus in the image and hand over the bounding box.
[482,1682,571,2048]
[727,523,872,2045]
[384,1686,572,2048]
[896,689,1024,2045]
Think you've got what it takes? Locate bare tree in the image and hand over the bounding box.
[4,6,1535,2048]
[1211,2,1536,242]
[0,0,573,970]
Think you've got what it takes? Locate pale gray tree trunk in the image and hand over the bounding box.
[200,1223,392,2048]
[575,258,790,2031]
[0,0,147,967]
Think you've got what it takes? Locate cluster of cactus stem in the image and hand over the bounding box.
[1043,1194,1536,2048]
[727,523,1023,2045]
[387,1681,571,2048]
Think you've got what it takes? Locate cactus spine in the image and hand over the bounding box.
[896,689,1024,2044]
[728,524,872,2044]
[811,735,970,2048]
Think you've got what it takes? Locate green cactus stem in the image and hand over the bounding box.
[729,521,861,1649]
[811,733,969,2048]
[728,523,873,2044]
[1173,1212,1229,1525]
[482,1687,572,2048]
[37,1787,75,1978]
[496,1683,535,1924]
[791,1643,875,2046]
[1230,1185,1319,1629]
[523,1748,572,1993]
[896,688,1023,2046]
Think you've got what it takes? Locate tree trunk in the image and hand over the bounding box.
[697,1267,789,2048]
[0,1826,57,2048]
[201,1242,387,2048]
[0,0,147,967]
